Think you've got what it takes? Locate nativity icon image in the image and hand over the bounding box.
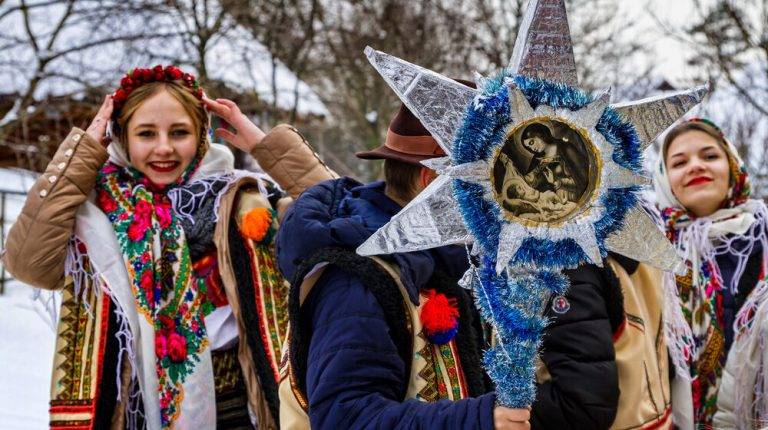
[492,118,597,224]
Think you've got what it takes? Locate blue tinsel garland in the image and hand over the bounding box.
[452,73,644,407]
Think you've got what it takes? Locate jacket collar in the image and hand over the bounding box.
[608,252,639,275]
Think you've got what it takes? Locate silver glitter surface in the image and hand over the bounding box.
[508,85,536,121]
[444,160,491,184]
[364,46,418,95]
[458,266,479,290]
[420,156,451,174]
[551,98,604,133]
[508,0,578,86]
[356,175,472,256]
[604,206,684,273]
[365,46,476,155]
[572,222,602,265]
[612,84,709,150]
[602,161,651,189]
[580,89,611,128]
[406,74,477,154]
[495,215,605,274]
[496,222,528,273]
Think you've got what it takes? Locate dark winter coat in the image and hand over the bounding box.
[717,240,763,351]
[276,178,496,430]
[530,254,627,429]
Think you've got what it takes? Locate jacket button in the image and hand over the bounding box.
[48,175,57,183]
[64,148,74,157]
[57,162,66,170]
[39,189,48,197]
[72,134,81,142]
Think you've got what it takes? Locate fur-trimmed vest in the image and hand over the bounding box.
[278,248,491,429]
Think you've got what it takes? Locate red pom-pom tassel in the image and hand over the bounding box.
[420,289,459,335]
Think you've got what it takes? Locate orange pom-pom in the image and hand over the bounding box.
[240,207,274,241]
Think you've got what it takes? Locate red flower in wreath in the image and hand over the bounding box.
[113,89,127,103]
[120,76,133,88]
[112,65,203,120]
[102,163,119,174]
[159,390,172,409]
[166,66,183,80]
[76,240,88,254]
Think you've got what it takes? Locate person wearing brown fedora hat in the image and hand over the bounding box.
[275,103,531,429]
[355,103,445,205]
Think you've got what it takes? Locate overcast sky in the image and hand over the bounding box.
[617,0,717,84]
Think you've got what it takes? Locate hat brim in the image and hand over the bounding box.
[355,145,437,166]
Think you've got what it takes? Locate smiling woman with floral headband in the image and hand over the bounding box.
[654,118,768,429]
[3,65,335,429]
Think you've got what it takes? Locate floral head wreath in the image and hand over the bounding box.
[111,65,203,120]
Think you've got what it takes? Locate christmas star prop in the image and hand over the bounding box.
[357,0,707,406]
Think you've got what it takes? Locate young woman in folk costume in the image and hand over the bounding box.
[653,118,768,429]
[3,65,336,429]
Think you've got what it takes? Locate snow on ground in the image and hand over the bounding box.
[0,167,58,429]
[0,281,59,430]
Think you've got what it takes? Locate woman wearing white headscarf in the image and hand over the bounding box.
[653,118,768,429]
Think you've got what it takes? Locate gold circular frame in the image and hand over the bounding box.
[489,116,603,227]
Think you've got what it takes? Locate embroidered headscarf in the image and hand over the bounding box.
[95,69,218,428]
[654,118,768,427]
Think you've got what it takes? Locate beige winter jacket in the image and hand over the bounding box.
[608,259,672,430]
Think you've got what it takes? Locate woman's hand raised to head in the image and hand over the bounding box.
[85,95,114,147]
[203,96,266,153]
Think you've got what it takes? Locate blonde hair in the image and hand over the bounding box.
[113,81,208,148]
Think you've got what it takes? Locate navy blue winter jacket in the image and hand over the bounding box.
[277,177,496,430]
